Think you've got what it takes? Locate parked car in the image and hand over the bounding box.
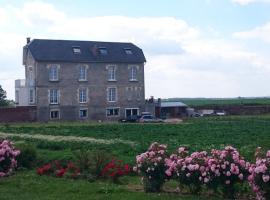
[139,115,163,123]
[118,115,139,123]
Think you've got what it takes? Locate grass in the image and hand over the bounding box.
[1,115,270,199]
[0,171,220,200]
[1,115,270,161]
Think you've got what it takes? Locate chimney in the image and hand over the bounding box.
[26,37,31,44]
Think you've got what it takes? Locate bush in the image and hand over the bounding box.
[101,159,130,183]
[0,139,20,177]
[248,148,270,200]
[207,146,250,199]
[134,142,169,192]
[74,149,112,180]
[16,143,37,169]
[36,160,80,178]
[166,147,209,194]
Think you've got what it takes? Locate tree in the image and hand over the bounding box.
[0,85,9,107]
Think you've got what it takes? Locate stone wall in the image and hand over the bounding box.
[193,105,270,115]
[35,61,145,121]
[0,106,37,122]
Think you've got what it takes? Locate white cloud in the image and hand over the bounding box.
[0,8,7,25]
[233,22,270,43]
[1,1,270,99]
[15,1,66,26]
[232,0,270,5]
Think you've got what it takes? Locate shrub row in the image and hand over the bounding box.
[37,149,130,183]
[134,142,270,200]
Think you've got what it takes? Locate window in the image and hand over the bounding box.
[79,88,87,103]
[79,65,87,81]
[29,68,33,81]
[106,107,120,117]
[28,67,34,86]
[129,66,137,81]
[125,108,139,117]
[126,87,132,101]
[124,48,133,55]
[50,110,60,119]
[107,66,116,81]
[99,47,108,55]
[49,65,58,81]
[136,87,142,100]
[107,87,117,102]
[72,46,81,54]
[79,108,88,118]
[29,89,34,103]
[49,89,59,104]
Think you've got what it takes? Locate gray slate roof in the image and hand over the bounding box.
[27,39,146,63]
[160,101,188,107]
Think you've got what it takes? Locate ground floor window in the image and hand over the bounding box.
[125,108,139,117]
[50,110,60,119]
[106,107,120,117]
[79,108,88,118]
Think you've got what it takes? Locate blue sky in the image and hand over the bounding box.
[1,0,270,99]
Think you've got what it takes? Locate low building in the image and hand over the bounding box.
[155,100,188,118]
[15,79,28,106]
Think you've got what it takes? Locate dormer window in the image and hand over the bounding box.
[73,46,81,54]
[124,48,133,55]
[99,47,108,55]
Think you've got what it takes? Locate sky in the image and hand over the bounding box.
[0,0,270,99]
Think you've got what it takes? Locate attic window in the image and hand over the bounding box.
[99,47,108,55]
[124,48,133,55]
[73,47,81,54]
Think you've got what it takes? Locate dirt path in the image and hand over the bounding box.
[0,132,136,146]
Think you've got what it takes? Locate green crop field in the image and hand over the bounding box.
[165,97,270,106]
[1,115,270,199]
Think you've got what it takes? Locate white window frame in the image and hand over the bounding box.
[79,65,88,81]
[107,87,117,102]
[124,48,133,55]
[29,88,34,104]
[73,46,81,54]
[78,88,88,103]
[49,89,59,104]
[107,65,116,81]
[28,67,34,86]
[49,65,59,81]
[50,109,60,120]
[106,107,120,117]
[129,65,138,81]
[79,108,88,119]
[99,47,108,55]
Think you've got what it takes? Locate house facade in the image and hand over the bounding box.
[18,38,146,121]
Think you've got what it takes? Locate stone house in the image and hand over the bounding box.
[16,38,146,121]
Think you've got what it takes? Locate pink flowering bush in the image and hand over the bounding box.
[207,146,250,199]
[166,147,209,194]
[133,142,169,192]
[0,139,20,178]
[248,148,270,200]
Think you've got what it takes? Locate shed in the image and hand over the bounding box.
[156,101,188,119]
